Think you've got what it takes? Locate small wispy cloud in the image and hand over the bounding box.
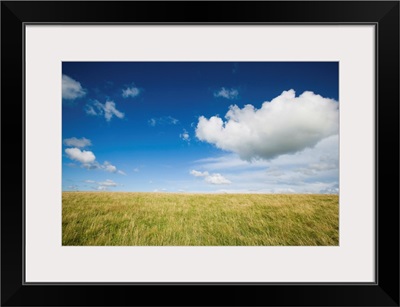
[62,75,86,100]
[83,179,119,191]
[85,100,124,121]
[148,118,157,127]
[190,170,209,177]
[102,161,125,174]
[63,137,92,148]
[214,87,239,100]
[103,161,117,173]
[89,161,126,175]
[180,129,190,143]
[97,179,118,191]
[190,169,231,185]
[98,179,117,187]
[148,116,179,126]
[85,105,97,116]
[122,85,140,98]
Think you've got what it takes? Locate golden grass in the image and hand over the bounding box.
[62,192,339,246]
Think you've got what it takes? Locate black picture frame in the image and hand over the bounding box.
[1,1,399,306]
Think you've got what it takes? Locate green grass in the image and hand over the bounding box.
[62,192,339,246]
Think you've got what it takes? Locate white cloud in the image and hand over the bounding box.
[180,129,190,142]
[190,170,209,177]
[84,179,119,191]
[196,89,338,161]
[65,149,125,175]
[190,169,231,185]
[103,161,117,173]
[214,87,239,99]
[62,75,86,100]
[85,100,124,121]
[122,86,140,98]
[65,148,96,164]
[95,179,119,191]
[63,137,92,148]
[102,101,124,121]
[98,179,117,187]
[98,161,126,175]
[205,173,232,185]
[133,168,140,172]
[148,116,179,126]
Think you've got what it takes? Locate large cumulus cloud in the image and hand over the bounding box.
[195,90,338,161]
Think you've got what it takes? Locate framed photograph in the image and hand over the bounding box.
[2,1,399,306]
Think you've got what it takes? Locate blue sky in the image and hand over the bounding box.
[62,62,339,193]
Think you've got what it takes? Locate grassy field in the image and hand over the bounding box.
[62,192,338,246]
